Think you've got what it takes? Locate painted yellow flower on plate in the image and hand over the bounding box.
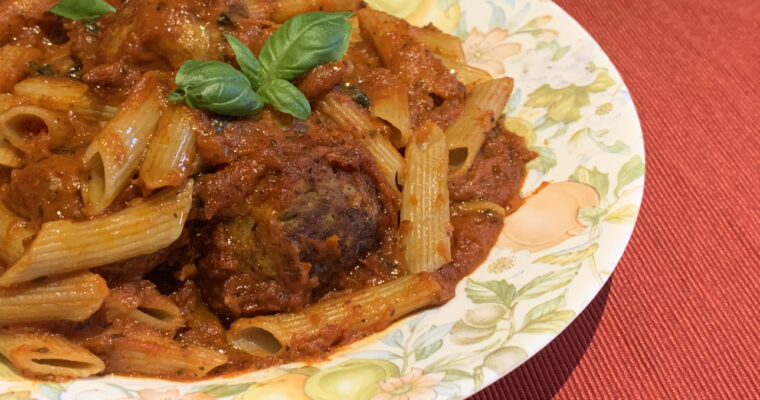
[366,0,461,32]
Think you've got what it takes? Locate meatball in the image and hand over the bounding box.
[193,127,398,318]
[280,160,382,281]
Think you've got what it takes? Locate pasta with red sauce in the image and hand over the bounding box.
[0,0,534,381]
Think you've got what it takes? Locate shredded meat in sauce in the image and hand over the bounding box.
[0,0,534,381]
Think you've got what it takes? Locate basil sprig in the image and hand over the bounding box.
[258,12,352,81]
[170,11,352,119]
[49,0,115,21]
[258,79,311,120]
[168,61,262,117]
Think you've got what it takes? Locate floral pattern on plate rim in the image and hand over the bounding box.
[0,0,645,398]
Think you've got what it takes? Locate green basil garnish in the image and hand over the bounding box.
[258,79,311,121]
[258,11,352,81]
[169,60,262,117]
[28,62,56,77]
[225,34,264,90]
[49,0,116,21]
[171,12,352,119]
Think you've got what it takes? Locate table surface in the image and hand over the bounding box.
[474,0,760,398]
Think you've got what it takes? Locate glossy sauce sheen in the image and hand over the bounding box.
[0,0,534,379]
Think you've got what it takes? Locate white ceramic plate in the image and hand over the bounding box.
[0,1,644,398]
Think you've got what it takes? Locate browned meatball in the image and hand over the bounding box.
[193,126,398,319]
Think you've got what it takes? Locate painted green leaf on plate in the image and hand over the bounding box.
[535,244,599,265]
[516,265,581,300]
[615,155,645,196]
[570,165,609,197]
[604,205,639,224]
[465,279,517,306]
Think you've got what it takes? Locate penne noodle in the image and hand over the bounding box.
[0,93,22,112]
[445,77,514,178]
[0,333,105,379]
[437,56,494,89]
[357,8,403,66]
[106,334,227,379]
[140,105,197,190]
[13,77,118,121]
[0,201,35,266]
[0,142,23,168]
[272,0,361,22]
[452,200,507,219]
[0,272,108,324]
[190,153,207,175]
[367,82,411,148]
[81,73,165,215]
[129,298,184,333]
[106,285,184,333]
[0,181,193,286]
[316,91,404,188]
[228,273,443,357]
[402,123,452,273]
[0,94,26,168]
[418,30,466,63]
[349,15,362,44]
[0,105,73,153]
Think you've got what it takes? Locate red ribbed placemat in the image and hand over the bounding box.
[475,0,760,398]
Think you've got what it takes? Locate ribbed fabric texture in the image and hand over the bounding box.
[475,0,760,398]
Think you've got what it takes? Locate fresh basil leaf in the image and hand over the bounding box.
[49,0,116,21]
[258,79,311,120]
[168,91,185,102]
[225,35,264,89]
[171,60,262,117]
[258,12,352,81]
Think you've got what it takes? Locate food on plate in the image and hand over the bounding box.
[0,0,534,381]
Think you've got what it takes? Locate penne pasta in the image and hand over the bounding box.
[0,202,35,267]
[418,30,466,63]
[402,123,452,273]
[81,73,165,215]
[357,8,403,66]
[0,272,108,324]
[437,56,494,89]
[349,15,362,44]
[140,105,197,190]
[106,334,227,379]
[367,80,411,148]
[105,284,184,333]
[0,45,42,93]
[228,273,443,356]
[0,333,105,380]
[0,142,23,168]
[0,105,73,153]
[452,200,507,219]
[316,91,404,188]
[0,181,193,286]
[272,0,361,22]
[0,93,21,112]
[13,77,118,121]
[129,298,184,333]
[445,77,514,178]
